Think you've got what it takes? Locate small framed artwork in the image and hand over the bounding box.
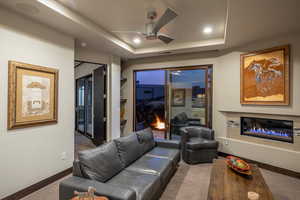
[8,61,59,129]
[240,45,290,105]
[172,88,185,107]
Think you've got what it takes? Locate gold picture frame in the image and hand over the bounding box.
[240,45,290,105]
[8,61,59,129]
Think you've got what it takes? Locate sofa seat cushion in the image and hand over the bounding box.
[107,169,161,200]
[126,155,173,176]
[146,147,180,165]
[114,133,144,167]
[126,155,174,187]
[136,128,155,154]
[78,142,123,182]
[186,138,218,150]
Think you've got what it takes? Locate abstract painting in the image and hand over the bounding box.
[240,45,290,105]
[8,61,58,129]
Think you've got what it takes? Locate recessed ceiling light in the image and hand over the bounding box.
[203,26,213,34]
[133,37,141,44]
[81,42,87,47]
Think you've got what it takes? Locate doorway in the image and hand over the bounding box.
[74,61,107,157]
[133,65,212,140]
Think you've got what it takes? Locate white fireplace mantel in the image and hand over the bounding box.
[218,109,300,117]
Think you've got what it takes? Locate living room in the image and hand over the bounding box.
[0,0,300,200]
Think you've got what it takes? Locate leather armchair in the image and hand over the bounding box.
[180,126,219,164]
[171,112,201,136]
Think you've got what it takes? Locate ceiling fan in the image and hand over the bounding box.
[113,8,178,44]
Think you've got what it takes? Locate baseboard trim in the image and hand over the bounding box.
[218,152,300,179]
[1,167,72,200]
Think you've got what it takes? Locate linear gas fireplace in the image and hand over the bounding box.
[241,117,293,143]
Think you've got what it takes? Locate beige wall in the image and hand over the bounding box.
[0,8,75,198]
[109,56,121,140]
[75,47,111,65]
[122,33,300,172]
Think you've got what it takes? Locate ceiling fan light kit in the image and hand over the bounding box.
[113,7,178,44]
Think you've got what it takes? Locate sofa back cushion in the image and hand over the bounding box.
[186,126,214,140]
[174,112,188,123]
[136,128,155,154]
[114,133,144,167]
[78,141,123,182]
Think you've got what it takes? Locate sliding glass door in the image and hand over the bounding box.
[168,67,212,139]
[134,66,212,140]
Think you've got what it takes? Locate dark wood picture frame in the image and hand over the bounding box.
[8,61,59,129]
[171,88,186,107]
[240,45,290,105]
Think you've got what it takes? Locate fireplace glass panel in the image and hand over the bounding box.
[241,117,293,143]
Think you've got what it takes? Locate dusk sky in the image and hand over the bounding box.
[136,69,206,87]
[136,70,165,85]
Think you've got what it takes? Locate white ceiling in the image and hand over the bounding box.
[0,0,300,58]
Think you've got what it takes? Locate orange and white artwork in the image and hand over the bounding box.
[240,45,290,105]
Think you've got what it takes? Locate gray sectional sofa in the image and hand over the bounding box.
[59,128,181,200]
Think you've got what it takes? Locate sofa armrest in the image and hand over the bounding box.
[155,138,181,149]
[59,176,136,200]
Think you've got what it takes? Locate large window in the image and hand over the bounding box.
[135,70,166,138]
[134,66,213,140]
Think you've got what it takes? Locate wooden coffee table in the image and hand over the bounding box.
[207,159,274,200]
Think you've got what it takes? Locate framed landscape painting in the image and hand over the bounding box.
[240,45,290,105]
[172,88,185,106]
[8,61,58,129]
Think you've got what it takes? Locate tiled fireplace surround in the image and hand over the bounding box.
[223,112,300,152]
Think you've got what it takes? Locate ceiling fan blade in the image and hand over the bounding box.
[153,8,177,33]
[112,31,146,35]
[158,34,174,44]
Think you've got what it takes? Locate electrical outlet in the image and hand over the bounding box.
[61,152,67,160]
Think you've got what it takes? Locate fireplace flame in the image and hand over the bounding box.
[247,127,289,137]
[153,115,165,130]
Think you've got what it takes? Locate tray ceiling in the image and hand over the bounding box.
[1,0,300,58]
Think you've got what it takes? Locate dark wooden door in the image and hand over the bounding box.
[93,67,106,145]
